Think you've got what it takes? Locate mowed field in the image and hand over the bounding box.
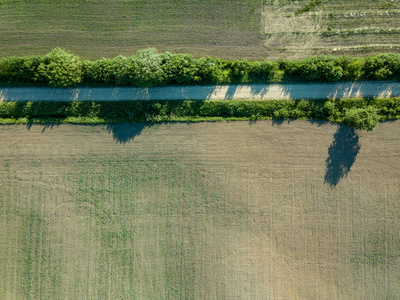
[1,0,400,59]
[0,120,399,299]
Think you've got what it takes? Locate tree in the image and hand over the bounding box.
[364,53,400,80]
[344,106,380,131]
[39,48,82,87]
[162,53,197,84]
[130,48,165,87]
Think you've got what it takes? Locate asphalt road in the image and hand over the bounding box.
[0,82,399,102]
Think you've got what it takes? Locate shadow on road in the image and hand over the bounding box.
[1,82,400,101]
[106,123,147,144]
[224,85,238,100]
[325,125,361,186]
[327,81,396,99]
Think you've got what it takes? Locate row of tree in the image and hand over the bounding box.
[0,48,399,87]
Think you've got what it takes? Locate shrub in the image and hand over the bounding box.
[292,55,343,82]
[344,106,380,131]
[0,56,45,83]
[337,55,364,81]
[230,59,250,81]
[194,56,218,83]
[84,58,115,84]
[130,48,165,87]
[162,53,197,84]
[319,61,343,82]
[249,61,278,81]
[364,53,400,80]
[3,49,400,87]
[39,48,82,87]
[0,98,397,128]
[274,108,290,119]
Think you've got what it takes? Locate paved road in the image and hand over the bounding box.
[0,82,399,102]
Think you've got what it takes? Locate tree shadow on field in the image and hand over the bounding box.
[106,123,147,144]
[26,123,61,132]
[272,118,288,126]
[325,125,361,186]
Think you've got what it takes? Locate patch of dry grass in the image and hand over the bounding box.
[262,0,400,59]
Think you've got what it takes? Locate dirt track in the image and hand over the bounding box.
[1,81,400,101]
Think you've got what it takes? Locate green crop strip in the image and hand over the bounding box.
[0,98,398,130]
[295,0,322,16]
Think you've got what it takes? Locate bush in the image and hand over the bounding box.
[287,55,343,82]
[248,61,278,81]
[83,58,115,84]
[364,53,400,80]
[130,48,166,87]
[0,98,397,129]
[0,56,45,83]
[194,57,218,83]
[230,59,250,81]
[162,53,197,84]
[39,48,82,87]
[3,49,400,87]
[344,106,380,131]
[337,55,364,81]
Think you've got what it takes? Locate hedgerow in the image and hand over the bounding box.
[2,48,400,88]
[0,98,398,130]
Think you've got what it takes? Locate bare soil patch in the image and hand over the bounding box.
[0,120,399,299]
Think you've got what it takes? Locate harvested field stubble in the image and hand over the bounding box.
[0,120,399,299]
[262,0,400,59]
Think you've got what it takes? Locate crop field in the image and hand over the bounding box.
[0,120,399,299]
[262,0,400,59]
[1,0,400,60]
[0,0,263,60]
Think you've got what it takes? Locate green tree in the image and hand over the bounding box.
[39,48,82,87]
[337,55,364,81]
[248,60,277,81]
[130,48,165,87]
[194,56,218,83]
[364,53,400,80]
[162,53,197,84]
[344,106,380,131]
[230,59,250,81]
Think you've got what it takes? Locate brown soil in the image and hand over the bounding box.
[0,120,399,299]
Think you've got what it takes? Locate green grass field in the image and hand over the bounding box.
[1,0,400,60]
[0,121,399,299]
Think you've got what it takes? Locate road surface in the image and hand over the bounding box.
[0,82,399,102]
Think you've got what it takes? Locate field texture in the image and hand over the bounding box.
[0,121,399,299]
[263,0,400,59]
[0,0,263,59]
[1,0,400,59]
